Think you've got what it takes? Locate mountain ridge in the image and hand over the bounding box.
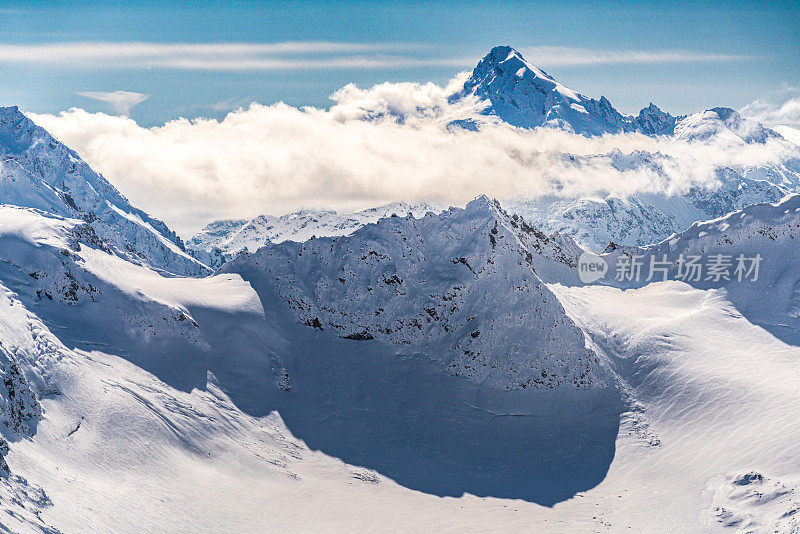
[0,106,210,276]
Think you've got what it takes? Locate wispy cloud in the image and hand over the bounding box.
[741,86,800,128]
[0,41,451,70]
[76,91,149,115]
[0,41,749,71]
[522,46,751,66]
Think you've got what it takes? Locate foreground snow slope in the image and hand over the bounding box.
[0,196,625,528]
[3,195,800,531]
[551,282,800,532]
[600,194,800,342]
[0,106,209,276]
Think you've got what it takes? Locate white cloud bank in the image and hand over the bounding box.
[28,79,800,236]
[76,91,149,115]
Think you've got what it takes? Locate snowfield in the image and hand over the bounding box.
[1,196,800,532]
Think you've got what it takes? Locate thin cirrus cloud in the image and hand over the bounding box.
[0,41,750,71]
[522,46,751,66]
[77,91,149,115]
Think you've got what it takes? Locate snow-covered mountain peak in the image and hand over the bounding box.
[674,106,783,144]
[223,197,602,390]
[462,193,495,212]
[465,45,580,102]
[453,46,678,136]
[634,102,680,135]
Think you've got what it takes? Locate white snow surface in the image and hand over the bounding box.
[220,196,600,390]
[0,196,798,531]
[451,46,681,136]
[2,47,800,533]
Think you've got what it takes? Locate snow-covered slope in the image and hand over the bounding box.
[0,193,626,526]
[187,201,442,269]
[0,106,209,276]
[550,281,800,532]
[450,46,680,136]
[1,196,800,531]
[598,194,800,341]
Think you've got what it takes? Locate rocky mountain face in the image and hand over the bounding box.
[0,106,209,276]
[222,196,605,390]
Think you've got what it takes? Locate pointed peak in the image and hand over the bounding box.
[476,46,554,81]
[706,107,738,120]
[465,194,496,211]
[485,45,522,62]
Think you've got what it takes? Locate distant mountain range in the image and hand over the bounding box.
[451,45,785,143]
[187,202,441,269]
[188,46,799,258]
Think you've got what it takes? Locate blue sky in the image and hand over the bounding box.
[1,0,798,125]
